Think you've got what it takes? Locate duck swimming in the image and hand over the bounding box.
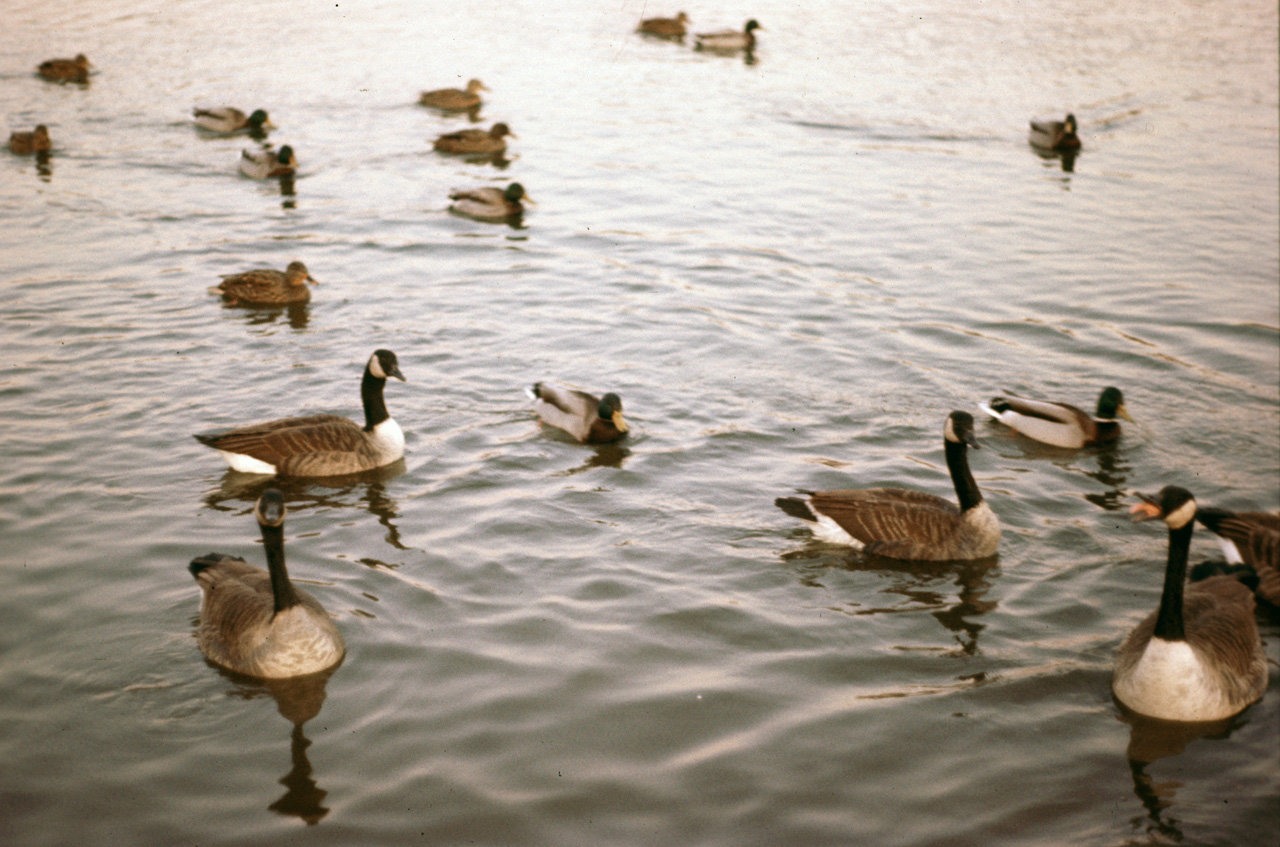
[210,261,318,306]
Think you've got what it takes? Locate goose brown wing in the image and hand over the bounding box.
[1182,577,1268,703]
[190,554,276,669]
[1217,515,1280,604]
[195,415,361,464]
[808,487,961,548]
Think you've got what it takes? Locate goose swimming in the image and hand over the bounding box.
[195,349,406,477]
[776,411,1000,561]
[189,489,345,679]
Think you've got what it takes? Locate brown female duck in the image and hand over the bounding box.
[210,261,318,306]
[433,123,514,156]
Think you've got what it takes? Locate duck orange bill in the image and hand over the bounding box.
[1129,497,1163,522]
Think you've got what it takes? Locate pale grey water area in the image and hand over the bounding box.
[2,0,1277,844]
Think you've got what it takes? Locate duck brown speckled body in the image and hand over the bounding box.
[38,54,90,83]
[210,261,318,306]
[433,123,513,156]
[419,79,488,111]
[9,125,52,155]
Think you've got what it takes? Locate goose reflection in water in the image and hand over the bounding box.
[203,461,409,550]
[222,668,338,826]
[1116,708,1241,842]
[785,549,1000,656]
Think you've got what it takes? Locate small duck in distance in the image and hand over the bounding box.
[528,383,629,444]
[979,387,1130,449]
[189,488,345,679]
[1029,113,1081,152]
[37,53,90,83]
[695,19,762,52]
[419,79,488,111]
[210,261,318,306]
[449,183,533,222]
[638,12,690,38]
[433,123,514,156]
[240,145,297,179]
[8,125,52,155]
[194,107,274,134]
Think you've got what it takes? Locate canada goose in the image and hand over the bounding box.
[695,19,762,52]
[1029,114,1081,152]
[449,183,533,221]
[240,145,297,179]
[210,261,318,306]
[194,349,406,477]
[528,382,628,444]
[419,79,488,111]
[194,107,274,134]
[432,123,514,156]
[638,12,690,38]
[8,125,51,155]
[979,387,1130,448]
[1195,506,1280,606]
[776,411,1000,561]
[37,54,90,83]
[1113,486,1267,722]
[189,489,344,679]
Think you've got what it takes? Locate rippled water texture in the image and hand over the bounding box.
[2,1,1277,845]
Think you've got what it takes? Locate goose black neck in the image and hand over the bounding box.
[261,522,300,614]
[361,369,390,431]
[945,439,983,512]
[1152,520,1194,641]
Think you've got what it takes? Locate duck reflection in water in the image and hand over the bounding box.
[203,462,409,551]
[221,667,338,825]
[1083,441,1131,511]
[1116,707,1240,842]
[554,442,631,476]
[785,548,1000,656]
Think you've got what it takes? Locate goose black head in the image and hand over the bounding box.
[944,410,980,448]
[369,349,406,382]
[254,488,286,528]
[1130,485,1196,528]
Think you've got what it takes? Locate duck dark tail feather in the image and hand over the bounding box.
[189,553,224,577]
[1189,560,1260,592]
[775,495,817,522]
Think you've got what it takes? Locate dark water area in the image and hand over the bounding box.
[2,1,1277,845]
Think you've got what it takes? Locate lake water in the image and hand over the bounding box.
[2,0,1277,844]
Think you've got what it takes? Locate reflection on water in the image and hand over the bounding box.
[1031,144,1077,173]
[1116,706,1242,842]
[220,667,338,826]
[203,462,408,549]
[786,547,1000,655]
[1083,444,1132,511]
[553,442,630,476]
[219,301,311,330]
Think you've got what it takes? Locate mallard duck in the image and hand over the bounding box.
[528,382,628,444]
[194,350,406,477]
[979,387,1130,449]
[776,411,1000,561]
[37,54,90,83]
[638,12,689,38]
[1029,114,1081,151]
[1113,487,1267,721]
[8,125,51,155]
[432,123,514,156]
[189,489,345,679]
[695,19,761,51]
[210,261,318,306]
[1195,507,1280,606]
[239,145,296,179]
[194,107,274,134]
[448,183,533,221]
[419,79,488,111]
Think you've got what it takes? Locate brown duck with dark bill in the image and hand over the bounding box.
[433,123,514,156]
[9,125,51,155]
[38,54,90,82]
[210,261,318,306]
